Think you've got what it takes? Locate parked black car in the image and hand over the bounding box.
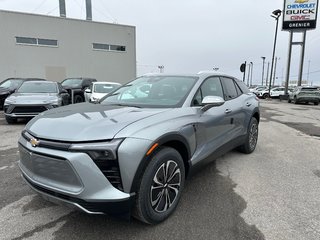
[61,78,97,103]
[0,78,46,109]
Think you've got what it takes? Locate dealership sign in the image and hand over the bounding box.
[283,0,319,30]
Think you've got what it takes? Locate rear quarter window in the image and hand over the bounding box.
[236,81,249,94]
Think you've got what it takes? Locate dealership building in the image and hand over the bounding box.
[0,9,136,84]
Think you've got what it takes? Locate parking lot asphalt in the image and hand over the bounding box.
[0,100,320,240]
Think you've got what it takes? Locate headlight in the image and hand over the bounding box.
[69,139,123,161]
[45,98,61,105]
[90,96,99,102]
[4,98,15,104]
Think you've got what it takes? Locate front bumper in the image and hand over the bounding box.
[18,136,133,216]
[22,173,134,216]
[4,104,56,118]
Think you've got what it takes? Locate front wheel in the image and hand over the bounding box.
[238,117,258,154]
[262,93,269,99]
[74,95,84,103]
[5,115,17,124]
[134,147,185,224]
[314,102,319,106]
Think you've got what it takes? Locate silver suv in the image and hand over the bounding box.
[288,86,320,105]
[18,72,260,224]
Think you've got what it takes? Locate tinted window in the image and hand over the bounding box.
[61,79,83,87]
[221,77,238,100]
[101,76,198,108]
[18,82,57,93]
[236,81,249,94]
[0,79,24,89]
[94,84,120,93]
[192,77,223,106]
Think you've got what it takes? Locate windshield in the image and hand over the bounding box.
[61,79,83,87]
[94,83,120,93]
[301,88,318,91]
[100,76,198,108]
[0,79,24,89]
[17,82,57,93]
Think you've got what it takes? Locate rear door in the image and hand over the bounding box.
[220,77,248,141]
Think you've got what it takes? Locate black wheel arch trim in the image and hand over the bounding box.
[129,133,192,193]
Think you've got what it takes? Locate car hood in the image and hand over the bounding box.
[26,103,171,142]
[7,93,58,104]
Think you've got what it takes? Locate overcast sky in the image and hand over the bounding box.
[0,0,319,85]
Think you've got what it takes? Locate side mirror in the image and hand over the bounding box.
[85,88,91,93]
[201,96,225,112]
[61,89,68,94]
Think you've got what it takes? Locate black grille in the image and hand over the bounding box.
[93,159,123,191]
[12,106,47,114]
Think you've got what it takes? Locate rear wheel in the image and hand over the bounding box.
[238,117,258,154]
[262,93,269,99]
[134,147,185,224]
[288,98,291,103]
[314,102,319,106]
[5,115,17,124]
[294,96,298,104]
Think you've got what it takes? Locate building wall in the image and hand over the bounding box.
[0,10,136,84]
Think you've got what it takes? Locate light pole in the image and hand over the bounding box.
[261,57,266,86]
[250,62,253,87]
[247,63,251,86]
[268,9,281,96]
[272,57,279,87]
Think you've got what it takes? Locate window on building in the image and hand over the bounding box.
[16,37,37,45]
[93,43,110,50]
[93,43,126,52]
[37,38,58,46]
[15,37,58,47]
[110,45,126,51]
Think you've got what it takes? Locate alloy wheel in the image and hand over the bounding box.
[150,160,181,213]
[249,122,258,150]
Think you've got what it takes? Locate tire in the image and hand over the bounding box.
[134,147,185,224]
[262,93,269,99]
[238,117,258,154]
[74,95,84,103]
[314,102,319,106]
[294,96,298,104]
[288,99,291,103]
[5,115,17,124]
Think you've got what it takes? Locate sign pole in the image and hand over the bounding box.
[284,31,293,95]
[297,30,307,86]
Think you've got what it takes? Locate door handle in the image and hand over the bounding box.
[246,102,252,107]
[225,109,232,114]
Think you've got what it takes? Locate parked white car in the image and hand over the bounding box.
[258,87,293,99]
[249,86,268,96]
[85,82,121,102]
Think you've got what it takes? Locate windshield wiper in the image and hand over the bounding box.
[107,103,141,108]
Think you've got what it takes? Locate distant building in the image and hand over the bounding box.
[0,10,136,84]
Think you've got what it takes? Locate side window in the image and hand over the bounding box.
[192,77,224,106]
[236,81,249,94]
[220,77,239,100]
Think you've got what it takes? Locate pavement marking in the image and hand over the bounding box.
[0,166,8,170]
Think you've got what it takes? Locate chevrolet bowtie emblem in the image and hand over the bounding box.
[30,138,40,147]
